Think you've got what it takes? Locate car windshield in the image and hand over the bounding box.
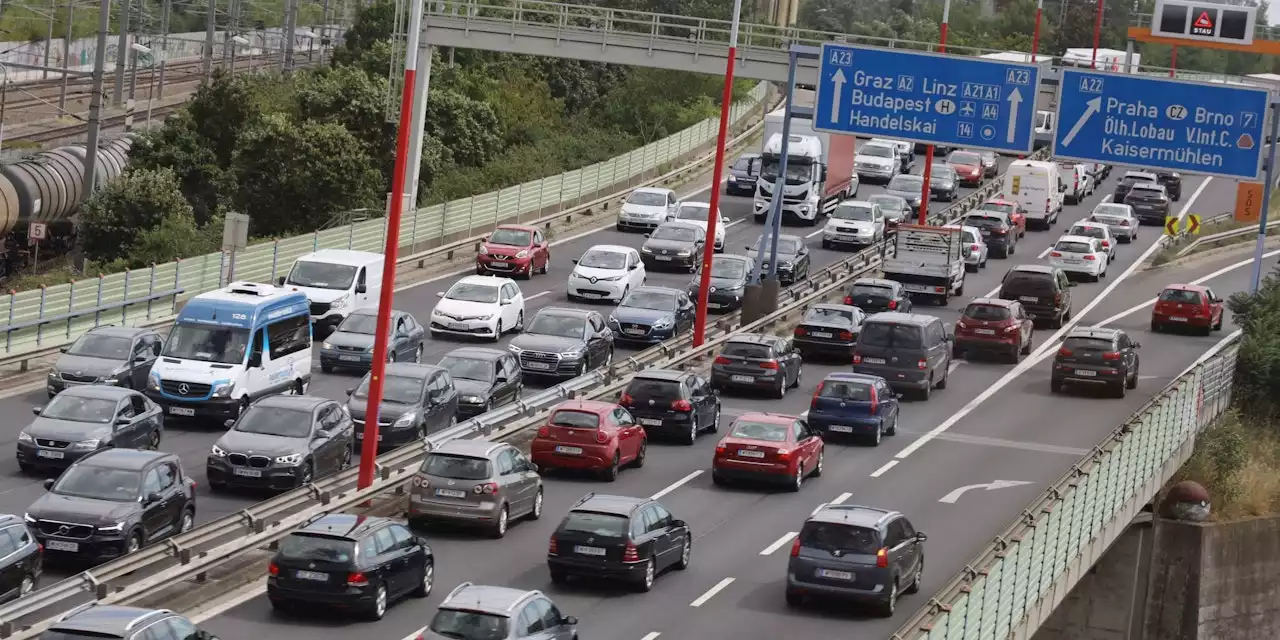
[889,175,923,191]
[562,511,629,537]
[1160,289,1204,303]
[859,322,923,348]
[832,204,875,221]
[1055,240,1094,254]
[1063,336,1114,351]
[234,406,312,438]
[336,313,379,335]
[730,420,788,442]
[964,215,1005,229]
[51,465,140,502]
[527,313,585,339]
[285,261,357,290]
[579,250,627,270]
[354,374,424,404]
[710,259,747,279]
[756,238,802,256]
[549,410,599,429]
[1036,112,1051,129]
[40,395,116,423]
[818,380,872,401]
[1090,214,1127,225]
[627,191,667,207]
[66,334,131,359]
[446,283,500,304]
[760,159,814,184]
[1124,173,1156,184]
[429,609,511,640]
[651,225,698,242]
[799,522,880,555]
[984,201,1015,215]
[422,453,491,480]
[626,378,682,400]
[1003,273,1055,294]
[162,324,249,365]
[851,283,893,298]
[278,533,356,563]
[438,356,493,382]
[733,156,757,172]
[949,152,981,165]
[721,342,772,359]
[965,304,1011,321]
[860,145,894,158]
[676,205,711,222]
[1129,186,1165,199]
[488,228,532,246]
[868,196,905,212]
[1071,226,1106,239]
[805,307,855,326]
[929,167,956,181]
[621,290,677,312]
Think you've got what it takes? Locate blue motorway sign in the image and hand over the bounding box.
[1053,69,1268,181]
[813,43,1041,154]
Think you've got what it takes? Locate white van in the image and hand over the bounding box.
[1003,161,1064,230]
[278,249,385,335]
[1034,111,1055,149]
[1057,162,1094,205]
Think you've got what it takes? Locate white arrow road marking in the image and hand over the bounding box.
[1061,96,1102,147]
[830,68,846,124]
[1006,88,1023,144]
[939,480,1033,504]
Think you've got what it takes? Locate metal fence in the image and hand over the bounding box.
[0,82,768,362]
[891,335,1239,640]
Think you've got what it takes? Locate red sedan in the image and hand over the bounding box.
[947,150,985,187]
[981,198,1027,238]
[476,224,550,279]
[712,412,824,492]
[1151,284,1224,335]
[531,400,647,481]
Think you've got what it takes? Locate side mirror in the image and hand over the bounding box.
[1133,342,1142,349]
[58,347,68,354]
[895,393,904,399]
[356,283,367,294]
[248,353,262,368]
[346,387,356,396]
[276,276,286,286]
[572,259,579,264]
[628,264,638,271]
[144,491,163,505]
[134,354,148,363]
[529,462,539,472]
[500,299,512,306]
[916,532,928,542]
[115,416,132,426]
[712,387,721,395]
[563,616,579,626]
[745,245,752,251]
[481,236,489,243]
[224,419,236,428]
[670,519,687,528]
[436,291,445,298]
[31,406,41,416]
[723,217,732,224]
[642,233,651,239]
[43,479,55,490]
[494,375,507,384]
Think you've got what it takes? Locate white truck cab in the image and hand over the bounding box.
[278,249,384,336]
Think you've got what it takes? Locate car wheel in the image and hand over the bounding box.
[530,488,544,520]
[774,375,786,399]
[550,569,570,584]
[148,429,161,450]
[1114,381,1127,398]
[1151,320,1161,333]
[491,505,509,538]
[1050,378,1064,394]
[870,423,882,446]
[708,406,720,433]
[812,449,824,477]
[877,581,898,618]
[632,440,647,467]
[18,574,35,598]
[603,452,620,482]
[413,344,423,363]
[1213,315,1223,331]
[238,396,251,418]
[515,311,525,332]
[822,239,831,249]
[576,362,588,378]
[491,319,503,343]
[1127,366,1139,390]
[126,530,143,554]
[321,363,334,374]
[388,350,397,363]
[675,534,692,570]
[340,444,353,470]
[178,508,195,534]
[936,366,948,389]
[885,412,898,436]
[787,463,804,492]
[1022,334,1033,355]
[298,461,314,486]
[540,259,549,275]
[17,462,32,475]
[786,589,804,607]
[413,563,434,598]
[684,418,698,446]
[635,558,656,592]
[367,584,388,621]
[791,364,802,389]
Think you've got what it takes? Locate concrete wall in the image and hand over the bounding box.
[1034,517,1152,640]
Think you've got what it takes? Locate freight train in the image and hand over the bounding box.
[0,136,134,276]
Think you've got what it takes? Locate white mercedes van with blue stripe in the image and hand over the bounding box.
[145,282,313,422]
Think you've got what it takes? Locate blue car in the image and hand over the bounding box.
[807,372,900,446]
[607,286,695,346]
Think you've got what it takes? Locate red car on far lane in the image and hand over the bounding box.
[476,224,550,279]
[712,412,824,492]
[531,400,647,481]
[980,198,1027,238]
[1151,284,1224,335]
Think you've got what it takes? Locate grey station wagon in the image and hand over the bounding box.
[422,583,578,640]
[409,440,543,538]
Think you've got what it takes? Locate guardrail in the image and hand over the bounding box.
[0,82,770,370]
[0,134,1043,639]
[1172,216,1280,260]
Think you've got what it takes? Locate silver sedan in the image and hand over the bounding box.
[1087,203,1141,244]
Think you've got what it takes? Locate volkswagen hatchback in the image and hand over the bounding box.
[547,493,690,592]
[1151,284,1224,335]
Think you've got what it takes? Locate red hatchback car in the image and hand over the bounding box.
[712,412,824,492]
[531,400,647,481]
[476,224,550,279]
[946,150,985,187]
[953,298,1035,363]
[981,198,1027,237]
[1151,284,1224,335]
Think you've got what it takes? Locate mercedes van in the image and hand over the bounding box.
[1003,161,1064,230]
[279,249,384,335]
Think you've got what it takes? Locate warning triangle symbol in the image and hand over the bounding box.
[1194,11,1214,29]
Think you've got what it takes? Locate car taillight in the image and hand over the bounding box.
[623,542,640,562]
[1050,251,1062,257]
[548,537,558,554]
[715,444,726,455]
[994,228,1007,235]
[36,543,42,554]
[411,475,429,488]
[1004,324,1019,333]
[1120,219,1130,226]
[844,295,853,304]
[347,572,368,586]
[1058,347,1073,357]
[887,300,897,310]
[776,449,791,461]
[790,538,802,557]
[268,562,279,576]
[794,327,806,337]
[839,330,853,340]
[672,399,693,411]
[1054,292,1064,304]
[956,320,968,330]
[853,354,863,364]
[868,385,879,415]
[537,426,550,438]
[1101,241,1110,247]
[811,382,824,408]
[714,356,731,365]
[1083,255,1097,261]
[917,359,927,370]
[759,360,779,370]
[1102,352,1121,360]
[877,548,889,568]
[621,393,634,406]
[474,482,498,495]
[1045,200,1050,213]
[971,244,980,251]
[595,431,610,444]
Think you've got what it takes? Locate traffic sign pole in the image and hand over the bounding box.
[1092,0,1105,69]
[1170,45,1178,77]
[1249,102,1279,294]
[919,0,951,225]
[1031,0,1043,62]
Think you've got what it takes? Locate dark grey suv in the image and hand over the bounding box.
[38,604,217,640]
[48,326,162,397]
[785,504,925,617]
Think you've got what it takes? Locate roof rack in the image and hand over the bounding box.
[445,581,474,603]
[571,492,596,508]
[56,602,97,622]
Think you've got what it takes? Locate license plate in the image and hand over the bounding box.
[37,450,64,459]
[1074,369,1097,377]
[975,328,996,335]
[829,425,854,433]
[640,418,663,426]
[903,284,931,293]
[1019,296,1038,303]
[525,362,553,371]
[1169,317,1188,322]
[707,302,723,308]
[435,488,467,498]
[355,432,383,441]
[656,256,673,261]
[863,357,887,365]
[555,446,583,455]
[809,331,833,338]
[574,545,606,556]
[448,323,468,331]
[738,449,765,458]
[338,355,361,362]
[295,570,328,581]
[730,375,754,383]
[490,261,509,268]
[233,468,262,477]
[169,406,195,417]
[45,540,78,552]
[817,569,854,580]
[625,329,646,336]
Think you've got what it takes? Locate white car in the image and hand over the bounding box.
[567,245,646,303]
[1088,203,1140,243]
[1068,221,1117,262]
[945,223,987,272]
[855,142,900,183]
[672,201,728,252]
[431,275,525,341]
[823,200,885,249]
[1049,235,1108,282]
[869,137,913,172]
[617,187,678,232]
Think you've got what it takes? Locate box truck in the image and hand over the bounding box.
[753,91,858,226]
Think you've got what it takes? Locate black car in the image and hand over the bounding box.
[208,395,354,491]
[914,142,954,156]
[745,234,810,285]
[726,153,761,196]
[916,165,958,201]
[867,194,911,229]
[885,174,926,212]
[844,278,912,314]
[547,493,691,592]
[0,515,40,602]
[998,265,1076,328]
[793,304,866,360]
[1157,171,1182,201]
[437,347,522,418]
[710,334,803,398]
[687,254,754,312]
[39,605,217,640]
[1125,183,1172,224]
[641,222,704,273]
[347,363,459,451]
[48,326,162,397]
[509,307,614,379]
[1051,327,1141,398]
[18,386,164,475]
[607,287,695,347]
[26,449,197,562]
[620,369,720,445]
[267,514,434,620]
[320,308,426,373]
[960,211,1017,258]
[1112,170,1157,202]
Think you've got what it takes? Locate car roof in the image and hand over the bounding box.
[735,411,796,425]
[0,514,21,528]
[296,513,392,539]
[713,254,751,264]
[837,199,875,208]
[443,347,507,362]
[440,583,540,617]
[1131,183,1165,191]
[655,221,703,232]
[867,193,907,202]
[78,448,169,469]
[454,274,515,287]
[431,440,507,459]
[551,399,616,414]
[1070,221,1109,229]
[632,186,675,196]
[385,362,444,378]
[629,285,681,297]
[810,303,857,312]
[632,368,690,382]
[83,326,152,339]
[725,333,776,345]
[965,297,1015,308]
[297,249,382,266]
[537,306,592,318]
[252,394,328,411]
[1056,235,1098,245]
[1162,283,1209,292]
[1009,264,1056,274]
[52,605,176,635]
[493,224,537,232]
[57,385,136,400]
[863,312,936,326]
[808,504,898,528]
[985,197,1016,204]
[852,277,898,288]
[860,141,895,150]
[823,372,882,385]
[571,492,649,516]
[584,244,633,255]
[1065,326,1123,340]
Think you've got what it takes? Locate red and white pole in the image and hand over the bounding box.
[919,0,950,225]
[357,0,424,490]
[1091,0,1105,69]
[1169,45,1178,77]
[1031,0,1043,62]
[692,0,743,348]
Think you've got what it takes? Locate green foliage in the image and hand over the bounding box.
[187,70,264,166]
[330,0,396,69]
[79,168,196,264]
[1228,264,1280,421]
[1179,411,1250,507]
[128,112,229,226]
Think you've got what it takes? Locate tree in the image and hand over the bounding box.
[598,69,720,143]
[118,210,222,270]
[295,66,398,180]
[80,168,194,263]
[231,114,383,237]
[332,1,396,73]
[1228,267,1280,421]
[424,90,504,167]
[185,71,265,166]
[128,112,230,226]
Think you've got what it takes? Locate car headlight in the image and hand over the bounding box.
[641,246,653,253]
[608,314,620,326]
[23,514,35,524]
[148,372,160,391]
[48,371,57,380]
[653,317,674,329]
[562,349,583,359]
[432,308,445,317]
[677,250,692,257]
[97,522,125,533]
[599,275,623,282]
[275,453,304,466]
[18,432,32,443]
[799,205,811,213]
[212,382,234,398]
[393,412,418,428]
[508,344,523,354]
[728,175,737,182]
[322,342,333,350]
[71,439,100,450]
[460,395,483,404]
[331,295,349,310]
[479,245,489,255]
[516,250,529,259]
[211,444,228,457]
[779,261,793,269]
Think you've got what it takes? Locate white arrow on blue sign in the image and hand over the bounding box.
[813,43,1041,155]
[1053,69,1269,181]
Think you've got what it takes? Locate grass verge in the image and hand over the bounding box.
[1173,410,1280,520]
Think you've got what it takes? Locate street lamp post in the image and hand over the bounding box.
[1031,0,1043,62]
[918,0,951,225]
[0,63,8,153]
[1091,0,1105,69]
[230,35,249,75]
[130,44,155,126]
